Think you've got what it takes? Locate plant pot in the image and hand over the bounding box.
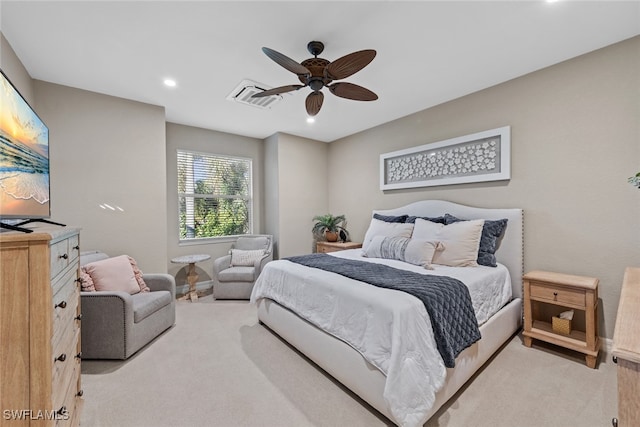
[325,231,339,242]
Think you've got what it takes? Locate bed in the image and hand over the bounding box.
[250,200,523,426]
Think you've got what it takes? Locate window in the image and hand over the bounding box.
[177,150,252,241]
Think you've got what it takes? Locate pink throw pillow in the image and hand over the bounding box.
[83,255,141,295]
[79,269,96,292]
[127,256,150,293]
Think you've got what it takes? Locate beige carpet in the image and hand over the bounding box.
[80,296,617,427]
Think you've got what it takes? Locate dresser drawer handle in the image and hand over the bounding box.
[57,406,68,417]
[76,352,82,360]
[553,292,558,300]
[55,300,67,309]
[73,245,80,251]
[77,389,84,397]
[55,353,67,362]
[613,356,618,364]
[75,314,82,321]
[59,253,69,260]
[612,418,618,427]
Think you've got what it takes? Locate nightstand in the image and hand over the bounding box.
[316,241,362,253]
[523,270,600,368]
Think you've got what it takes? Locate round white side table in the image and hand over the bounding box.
[171,254,211,302]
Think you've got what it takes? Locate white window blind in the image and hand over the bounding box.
[177,150,252,240]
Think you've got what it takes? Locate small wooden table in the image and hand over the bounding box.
[171,254,211,302]
[523,270,600,368]
[316,241,363,253]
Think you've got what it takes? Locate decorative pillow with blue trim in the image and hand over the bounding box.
[444,214,508,267]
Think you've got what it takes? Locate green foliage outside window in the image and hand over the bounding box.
[178,150,252,240]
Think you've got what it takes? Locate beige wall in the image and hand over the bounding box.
[265,133,329,258]
[328,36,640,339]
[2,32,169,272]
[263,133,280,257]
[165,122,264,284]
[33,81,168,272]
[1,33,33,104]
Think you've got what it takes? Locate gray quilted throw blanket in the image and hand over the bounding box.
[286,253,481,368]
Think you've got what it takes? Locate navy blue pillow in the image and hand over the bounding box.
[444,214,508,267]
[373,213,408,223]
[405,215,447,224]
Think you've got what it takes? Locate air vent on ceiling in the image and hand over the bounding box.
[226,79,283,109]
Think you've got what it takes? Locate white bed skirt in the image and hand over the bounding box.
[257,297,522,426]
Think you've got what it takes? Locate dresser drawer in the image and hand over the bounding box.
[529,281,586,308]
[52,287,79,354]
[52,327,80,411]
[52,264,79,305]
[54,351,81,427]
[53,277,79,327]
[51,235,80,280]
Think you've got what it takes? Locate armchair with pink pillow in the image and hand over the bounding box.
[79,251,175,359]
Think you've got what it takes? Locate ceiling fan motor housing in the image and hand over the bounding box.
[299,57,333,89]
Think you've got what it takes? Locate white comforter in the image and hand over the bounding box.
[250,249,512,427]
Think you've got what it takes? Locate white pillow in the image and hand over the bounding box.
[230,249,265,266]
[364,235,443,269]
[362,218,414,251]
[412,218,485,267]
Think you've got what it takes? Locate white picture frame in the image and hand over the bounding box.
[380,126,511,190]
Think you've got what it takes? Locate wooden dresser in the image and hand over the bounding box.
[0,226,83,426]
[612,267,640,426]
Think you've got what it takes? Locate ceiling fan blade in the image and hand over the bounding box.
[262,47,311,76]
[326,50,376,80]
[252,84,305,98]
[306,91,324,116]
[328,82,378,101]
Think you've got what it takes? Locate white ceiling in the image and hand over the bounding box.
[1,1,639,142]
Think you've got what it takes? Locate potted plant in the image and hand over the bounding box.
[312,214,347,242]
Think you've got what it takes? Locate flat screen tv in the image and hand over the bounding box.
[0,68,55,233]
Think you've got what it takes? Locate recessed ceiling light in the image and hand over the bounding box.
[163,78,177,87]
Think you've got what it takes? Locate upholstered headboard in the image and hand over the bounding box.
[374,200,524,300]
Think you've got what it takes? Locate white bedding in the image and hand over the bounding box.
[250,249,512,427]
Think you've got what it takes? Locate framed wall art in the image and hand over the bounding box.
[380,126,510,190]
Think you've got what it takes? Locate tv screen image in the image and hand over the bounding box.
[0,69,50,220]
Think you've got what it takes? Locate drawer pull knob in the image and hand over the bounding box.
[612,418,618,427]
[77,389,84,397]
[73,245,80,251]
[76,352,82,359]
[553,292,558,300]
[59,253,69,260]
[613,356,618,364]
[55,353,67,362]
[57,406,68,417]
[75,314,82,321]
[55,300,67,309]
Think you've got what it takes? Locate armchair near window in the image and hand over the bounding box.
[79,251,176,359]
[213,235,273,299]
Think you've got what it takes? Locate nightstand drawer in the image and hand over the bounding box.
[529,282,586,308]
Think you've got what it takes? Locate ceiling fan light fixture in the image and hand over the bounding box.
[253,41,377,116]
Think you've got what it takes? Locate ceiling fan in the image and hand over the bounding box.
[252,41,378,117]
